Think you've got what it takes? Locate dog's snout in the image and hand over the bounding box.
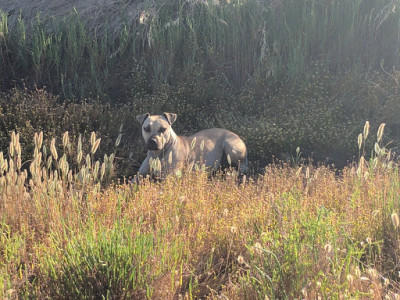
[147,138,158,150]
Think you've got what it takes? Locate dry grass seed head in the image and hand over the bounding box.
[391,212,400,228]
[363,121,370,140]
[377,123,385,143]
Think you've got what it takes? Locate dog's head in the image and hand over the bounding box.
[136,112,177,151]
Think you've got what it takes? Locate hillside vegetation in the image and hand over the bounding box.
[0,0,400,171]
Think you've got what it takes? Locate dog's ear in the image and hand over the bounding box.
[162,112,177,125]
[136,113,150,125]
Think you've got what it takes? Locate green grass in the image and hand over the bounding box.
[38,221,184,299]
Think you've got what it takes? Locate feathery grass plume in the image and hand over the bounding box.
[91,138,101,155]
[93,161,100,180]
[77,151,83,165]
[108,153,115,167]
[227,154,231,166]
[34,146,39,160]
[115,134,122,148]
[190,137,197,150]
[374,143,382,156]
[33,132,40,149]
[34,132,39,147]
[115,124,123,147]
[357,133,363,150]
[86,154,91,169]
[149,157,161,176]
[100,162,106,181]
[15,143,21,170]
[200,140,205,152]
[77,134,82,154]
[59,154,69,176]
[38,131,43,149]
[8,159,13,173]
[50,138,58,161]
[391,212,399,228]
[363,121,370,141]
[11,132,20,167]
[296,166,302,177]
[0,152,4,173]
[68,170,73,183]
[77,134,83,165]
[9,140,14,158]
[42,145,47,158]
[62,131,69,149]
[47,156,52,170]
[377,123,385,143]
[357,156,366,177]
[11,131,16,146]
[90,131,96,147]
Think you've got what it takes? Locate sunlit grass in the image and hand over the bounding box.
[0,125,400,299]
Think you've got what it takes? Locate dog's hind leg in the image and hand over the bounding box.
[223,133,248,176]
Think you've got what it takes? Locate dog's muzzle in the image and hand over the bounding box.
[147,138,159,150]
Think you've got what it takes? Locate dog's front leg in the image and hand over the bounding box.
[138,155,151,176]
[132,155,151,183]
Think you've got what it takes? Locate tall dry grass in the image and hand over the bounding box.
[1,125,400,299]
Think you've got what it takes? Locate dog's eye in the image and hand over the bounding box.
[159,127,166,133]
[143,127,150,132]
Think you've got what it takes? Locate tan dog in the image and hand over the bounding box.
[135,112,248,179]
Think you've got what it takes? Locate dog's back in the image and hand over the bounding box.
[186,128,248,175]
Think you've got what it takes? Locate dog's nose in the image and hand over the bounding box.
[147,139,158,150]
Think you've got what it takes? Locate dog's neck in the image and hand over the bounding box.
[163,129,178,152]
